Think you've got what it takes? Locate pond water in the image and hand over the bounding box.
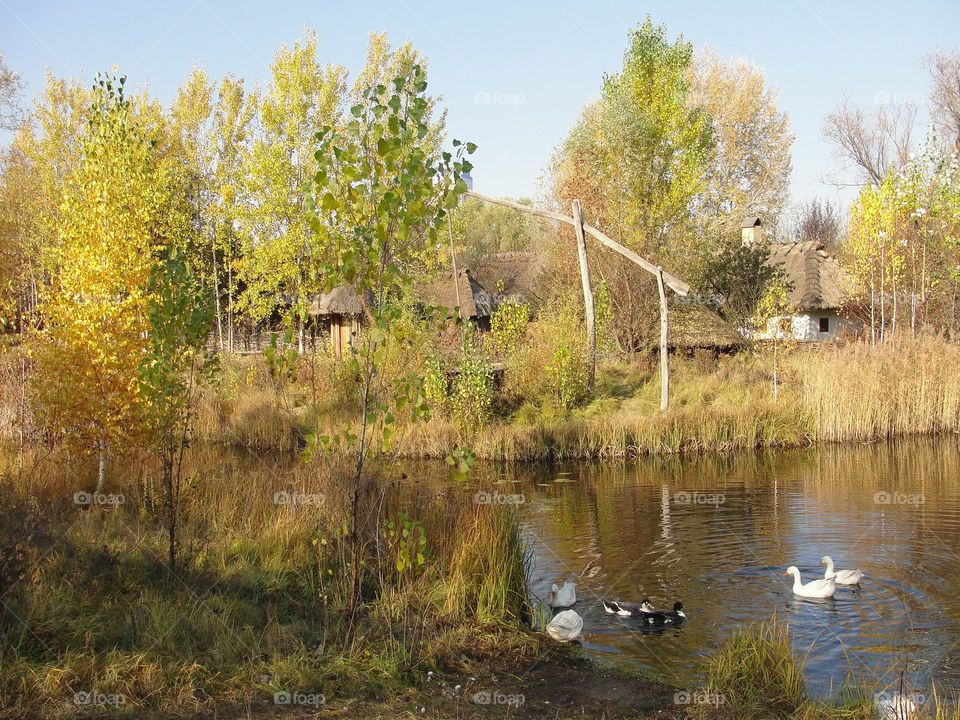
[506,439,960,698]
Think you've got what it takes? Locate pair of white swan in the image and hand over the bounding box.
[785,556,863,599]
[546,580,583,641]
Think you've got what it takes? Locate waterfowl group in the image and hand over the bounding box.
[784,555,865,598]
[544,551,864,644]
[602,597,686,626]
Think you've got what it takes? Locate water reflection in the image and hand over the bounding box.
[511,440,960,697]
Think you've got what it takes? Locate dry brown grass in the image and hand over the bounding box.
[6,336,960,461]
[792,336,960,442]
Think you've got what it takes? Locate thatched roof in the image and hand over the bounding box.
[765,241,845,311]
[309,285,370,317]
[417,268,496,319]
[667,302,747,350]
[472,252,545,306]
[741,216,762,229]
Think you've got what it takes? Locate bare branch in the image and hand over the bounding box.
[926,49,960,152]
[822,96,918,185]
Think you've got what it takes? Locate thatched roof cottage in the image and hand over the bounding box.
[308,285,371,359]
[417,268,497,329]
[764,240,858,341]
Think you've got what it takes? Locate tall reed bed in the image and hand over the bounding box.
[795,337,960,442]
[6,337,960,460]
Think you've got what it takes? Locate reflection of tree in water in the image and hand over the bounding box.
[505,439,960,695]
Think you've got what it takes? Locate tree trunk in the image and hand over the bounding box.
[212,225,223,352]
[572,200,595,392]
[448,215,462,309]
[227,248,234,353]
[656,269,669,411]
[166,456,177,573]
[772,338,779,402]
[96,437,106,494]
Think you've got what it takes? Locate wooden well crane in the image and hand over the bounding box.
[465,191,690,410]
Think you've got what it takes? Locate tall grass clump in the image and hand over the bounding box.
[435,504,531,625]
[797,336,960,442]
[698,619,808,718]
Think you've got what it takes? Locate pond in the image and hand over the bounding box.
[509,439,960,698]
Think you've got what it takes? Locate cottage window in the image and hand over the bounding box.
[819,317,830,333]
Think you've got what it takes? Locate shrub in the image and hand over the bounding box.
[423,358,448,414]
[505,299,588,412]
[487,299,530,358]
[546,343,587,410]
[450,350,493,431]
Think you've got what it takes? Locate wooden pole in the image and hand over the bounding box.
[656,269,669,411]
[447,215,462,311]
[463,190,687,411]
[572,200,595,391]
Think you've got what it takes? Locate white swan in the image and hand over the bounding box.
[550,580,576,608]
[784,566,835,599]
[820,555,864,585]
[546,609,583,642]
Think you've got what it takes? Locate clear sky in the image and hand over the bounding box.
[2,0,959,213]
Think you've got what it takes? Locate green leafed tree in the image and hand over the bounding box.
[238,30,347,350]
[307,59,472,612]
[551,17,714,352]
[140,248,215,571]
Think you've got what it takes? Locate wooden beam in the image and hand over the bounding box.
[572,200,595,391]
[656,269,669,411]
[464,190,690,297]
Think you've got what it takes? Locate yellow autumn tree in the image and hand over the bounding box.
[32,73,171,490]
[688,49,793,242]
[0,73,90,330]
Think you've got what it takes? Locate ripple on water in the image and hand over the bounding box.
[520,440,960,698]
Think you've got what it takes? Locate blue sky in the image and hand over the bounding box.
[2,0,959,213]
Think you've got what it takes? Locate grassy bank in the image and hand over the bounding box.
[4,337,959,461]
[0,451,537,718]
[180,337,960,459]
[4,449,956,720]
